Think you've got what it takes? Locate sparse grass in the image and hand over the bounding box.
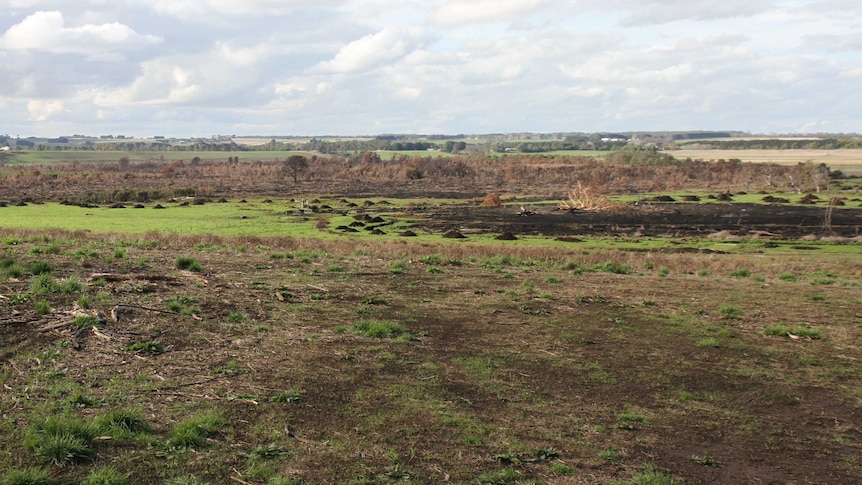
[389,260,407,274]
[697,337,720,348]
[168,413,225,449]
[350,319,409,339]
[81,467,129,485]
[0,225,860,484]
[718,305,743,320]
[0,468,56,485]
[729,268,751,278]
[764,324,822,339]
[270,389,304,403]
[126,340,165,355]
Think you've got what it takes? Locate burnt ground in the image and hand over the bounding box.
[414,203,862,239]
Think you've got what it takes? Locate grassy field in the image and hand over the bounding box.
[0,229,860,484]
[664,148,862,175]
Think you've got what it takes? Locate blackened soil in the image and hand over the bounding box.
[415,203,862,239]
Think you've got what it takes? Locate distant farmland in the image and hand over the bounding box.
[664,148,862,175]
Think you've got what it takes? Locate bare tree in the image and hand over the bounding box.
[283,155,309,183]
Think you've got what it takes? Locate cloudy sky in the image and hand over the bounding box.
[0,0,860,137]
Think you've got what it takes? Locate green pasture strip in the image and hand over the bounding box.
[0,202,318,237]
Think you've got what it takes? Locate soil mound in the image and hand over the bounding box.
[495,231,518,240]
[443,230,466,238]
[399,230,417,237]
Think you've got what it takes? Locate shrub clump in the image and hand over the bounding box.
[175,256,202,272]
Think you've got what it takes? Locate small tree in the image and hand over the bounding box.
[284,155,309,182]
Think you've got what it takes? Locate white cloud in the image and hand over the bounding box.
[149,0,343,19]
[27,99,63,121]
[431,0,553,25]
[316,27,425,73]
[0,11,162,57]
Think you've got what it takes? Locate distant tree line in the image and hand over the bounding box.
[675,138,862,150]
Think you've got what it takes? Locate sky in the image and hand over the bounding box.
[0,0,860,137]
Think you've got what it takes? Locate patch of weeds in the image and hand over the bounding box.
[630,467,684,485]
[126,340,164,355]
[418,254,446,265]
[77,294,92,309]
[718,305,743,320]
[112,248,126,259]
[697,337,720,348]
[617,412,645,430]
[810,277,836,285]
[74,314,97,329]
[550,462,576,475]
[226,311,246,323]
[81,467,128,485]
[34,299,51,315]
[520,305,549,315]
[657,267,670,277]
[477,467,520,484]
[27,417,98,467]
[74,247,99,259]
[29,274,58,294]
[245,443,289,460]
[808,295,826,301]
[266,478,303,485]
[764,324,821,339]
[270,388,304,403]
[167,413,225,449]
[165,477,214,485]
[593,261,630,274]
[30,261,52,275]
[0,467,56,485]
[212,360,242,376]
[751,275,765,282]
[691,454,722,467]
[544,276,563,284]
[354,305,375,316]
[95,409,151,438]
[426,267,444,274]
[256,325,270,333]
[729,268,751,278]
[389,261,407,274]
[598,448,621,463]
[520,280,536,293]
[5,263,26,279]
[166,295,197,313]
[175,256,202,272]
[697,269,710,277]
[0,256,15,268]
[351,319,409,339]
[361,297,388,305]
[325,263,345,272]
[69,393,97,408]
[778,273,798,282]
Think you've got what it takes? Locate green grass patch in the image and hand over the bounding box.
[0,468,56,485]
[168,413,226,449]
[764,324,821,339]
[350,319,409,339]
